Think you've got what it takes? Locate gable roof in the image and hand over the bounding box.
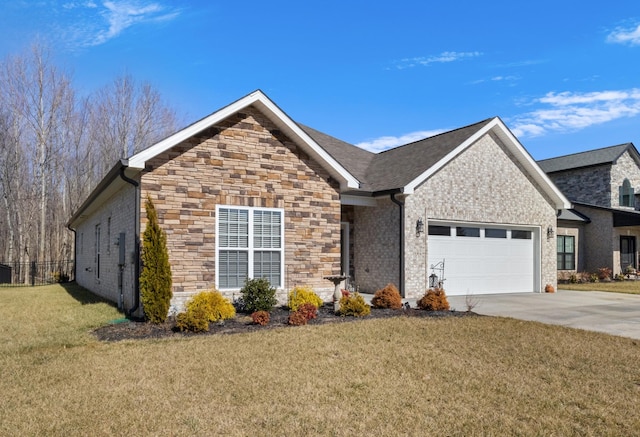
[128,90,360,190]
[537,143,636,173]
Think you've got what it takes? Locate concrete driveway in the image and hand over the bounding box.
[445,290,640,340]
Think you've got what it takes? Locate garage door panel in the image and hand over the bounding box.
[428,224,537,296]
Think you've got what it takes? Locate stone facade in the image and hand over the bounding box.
[610,151,640,209]
[140,105,341,307]
[548,165,611,206]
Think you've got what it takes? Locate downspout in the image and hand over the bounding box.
[390,192,405,297]
[118,160,141,318]
[66,224,77,282]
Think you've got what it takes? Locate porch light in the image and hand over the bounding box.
[547,226,554,239]
[416,218,425,236]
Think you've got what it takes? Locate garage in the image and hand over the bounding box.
[427,223,539,296]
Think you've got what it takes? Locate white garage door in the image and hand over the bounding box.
[427,223,538,295]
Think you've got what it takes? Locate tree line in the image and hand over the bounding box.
[0,43,182,271]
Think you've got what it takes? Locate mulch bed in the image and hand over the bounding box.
[94,304,476,342]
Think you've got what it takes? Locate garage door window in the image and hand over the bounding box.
[485,228,507,238]
[512,230,532,239]
[428,225,451,236]
[557,235,575,270]
[456,227,480,237]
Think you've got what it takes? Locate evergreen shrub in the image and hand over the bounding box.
[338,292,371,317]
[288,285,323,311]
[139,196,172,323]
[417,288,450,311]
[371,283,403,309]
[238,277,277,313]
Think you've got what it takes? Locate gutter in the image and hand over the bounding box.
[118,161,141,318]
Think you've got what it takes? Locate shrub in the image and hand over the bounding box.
[288,285,323,311]
[417,288,450,311]
[288,310,309,326]
[297,302,318,320]
[251,310,270,326]
[238,278,277,313]
[371,283,403,309]
[598,267,612,281]
[569,273,578,283]
[175,290,235,332]
[140,196,173,323]
[175,305,209,332]
[338,292,371,317]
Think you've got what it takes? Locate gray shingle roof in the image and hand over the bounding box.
[537,143,633,173]
[301,118,494,193]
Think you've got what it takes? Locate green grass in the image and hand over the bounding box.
[1,284,640,436]
[559,279,640,294]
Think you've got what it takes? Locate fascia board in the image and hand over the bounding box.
[402,119,494,195]
[490,118,572,210]
[127,90,359,190]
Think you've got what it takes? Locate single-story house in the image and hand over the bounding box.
[67,90,570,316]
[538,143,640,276]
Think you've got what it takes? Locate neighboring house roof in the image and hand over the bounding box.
[537,143,637,173]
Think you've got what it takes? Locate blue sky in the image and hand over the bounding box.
[2,1,640,159]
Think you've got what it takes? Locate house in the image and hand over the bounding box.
[67,90,570,316]
[538,143,640,276]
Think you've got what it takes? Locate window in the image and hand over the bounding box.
[485,228,507,238]
[456,226,480,237]
[217,206,283,289]
[557,235,575,270]
[619,178,634,207]
[512,230,532,240]
[428,225,450,236]
[95,224,101,279]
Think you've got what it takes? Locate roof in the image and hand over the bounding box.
[537,143,636,173]
[69,91,572,228]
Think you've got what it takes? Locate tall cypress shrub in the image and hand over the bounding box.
[139,196,172,323]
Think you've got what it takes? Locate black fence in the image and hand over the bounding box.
[0,260,75,287]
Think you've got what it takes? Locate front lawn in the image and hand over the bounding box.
[559,279,640,294]
[1,284,639,436]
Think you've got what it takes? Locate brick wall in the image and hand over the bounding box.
[404,132,558,297]
[140,105,341,307]
[611,151,640,209]
[548,165,611,206]
[74,183,138,311]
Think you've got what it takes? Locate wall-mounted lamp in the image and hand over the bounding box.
[416,218,425,236]
[547,226,555,239]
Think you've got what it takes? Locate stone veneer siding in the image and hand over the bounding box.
[610,151,640,209]
[74,184,138,311]
[548,165,611,206]
[140,106,341,309]
[403,132,558,298]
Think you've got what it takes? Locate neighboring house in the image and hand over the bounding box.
[538,143,640,276]
[67,90,570,316]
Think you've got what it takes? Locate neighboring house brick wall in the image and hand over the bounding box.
[611,151,640,209]
[74,184,138,309]
[353,199,400,294]
[140,106,340,306]
[548,165,611,206]
[404,132,558,297]
[573,205,614,273]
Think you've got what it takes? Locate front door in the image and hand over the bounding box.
[621,236,636,271]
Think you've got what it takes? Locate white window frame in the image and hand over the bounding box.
[215,205,285,290]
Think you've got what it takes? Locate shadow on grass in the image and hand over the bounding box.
[59,281,119,308]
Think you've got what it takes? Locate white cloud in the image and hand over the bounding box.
[510,89,640,138]
[394,51,482,70]
[607,23,640,46]
[356,129,446,153]
[90,1,180,46]
[58,1,181,48]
